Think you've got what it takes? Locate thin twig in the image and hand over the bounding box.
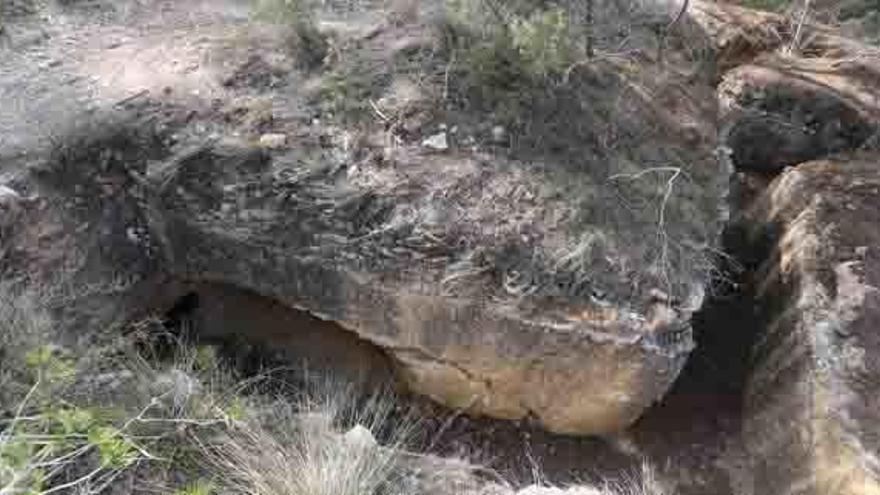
[787,0,812,55]
[0,380,41,445]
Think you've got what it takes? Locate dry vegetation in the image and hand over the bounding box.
[737,0,880,42]
[0,282,671,495]
[262,0,728,307]
[0,0,736,492]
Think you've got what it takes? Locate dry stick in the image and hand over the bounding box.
[608,167,687,292]
[368,99,391,123]
[665,0,690,33]
[586,0,594,59]
[658,0,690,66]
[0,380,41,445]
[113,89,151,108]
[442,49,457,102]
[37,466,106,495]
[656,168,683,292]
[788,0,812,55]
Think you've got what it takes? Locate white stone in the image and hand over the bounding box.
[491,125,507,144]
[125,226,140,244]
[0,185,22,214]
[421,132,449,151]
[342,424,378,450]
[259,133,288,149]
[0,185,20,201]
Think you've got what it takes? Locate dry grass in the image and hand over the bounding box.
[0,282,53,408]
[199,383,416,495]
[0,281,674,495]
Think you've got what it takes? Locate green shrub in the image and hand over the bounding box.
[446,0,582,83]
[438,0,587,131]
[316,60,392,124]
[510,7,580,78]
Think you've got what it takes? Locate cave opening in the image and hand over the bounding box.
[147,230,773,495]
[157,281,396,389]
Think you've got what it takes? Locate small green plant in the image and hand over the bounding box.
[316,64,391,124]
[442,0,585,126]
[89,426,139,468]
[24,345,76,383]
[174,479,216,495]
[510,7,579,78]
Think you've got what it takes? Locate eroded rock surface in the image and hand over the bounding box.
[1,0,730,436]
[719,45,880,172]
[742,155,880,494]
[146,135,711,435]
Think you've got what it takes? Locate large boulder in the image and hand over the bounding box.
[693,1,880,175]
[689,0,790,74]
[742,155,880,494]
[0,0,731,435]
[719,52,880,173]
[145,133,718,435]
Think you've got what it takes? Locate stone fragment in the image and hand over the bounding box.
[259,133,287,149]
[421,132,448,151]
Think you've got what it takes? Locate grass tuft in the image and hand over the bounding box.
[0,281,675,495]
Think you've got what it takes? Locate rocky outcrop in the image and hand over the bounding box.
[689,0,791,74]
[144,134,713,435]
[1,0,732,436]
[718,47,880,173]
[742,155,880,495]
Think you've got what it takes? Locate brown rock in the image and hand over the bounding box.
[689,0,790,74]
[719,51,880,172]
[743,154,880,494]
[146,135,719,435]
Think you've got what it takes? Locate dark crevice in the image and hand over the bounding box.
[623,171,786,495]
[156,281,397,388]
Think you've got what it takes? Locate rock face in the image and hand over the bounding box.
[3,103,725,435]
[742,155,880,494]
[0,0,731,436]
[689,0,791,74]
[720,59,879,173]
[146,137,710,435]
[185,282,396,385]
[718,44,880,173]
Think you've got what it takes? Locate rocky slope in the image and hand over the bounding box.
[1,0,729,436]
[2,0,880,493]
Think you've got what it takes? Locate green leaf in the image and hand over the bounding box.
[48,406,96,435]
[174,479,216,495]
[224,397,247,422]
[24,345,76,382]
[87,426,138,468]
[194,346,218,371]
